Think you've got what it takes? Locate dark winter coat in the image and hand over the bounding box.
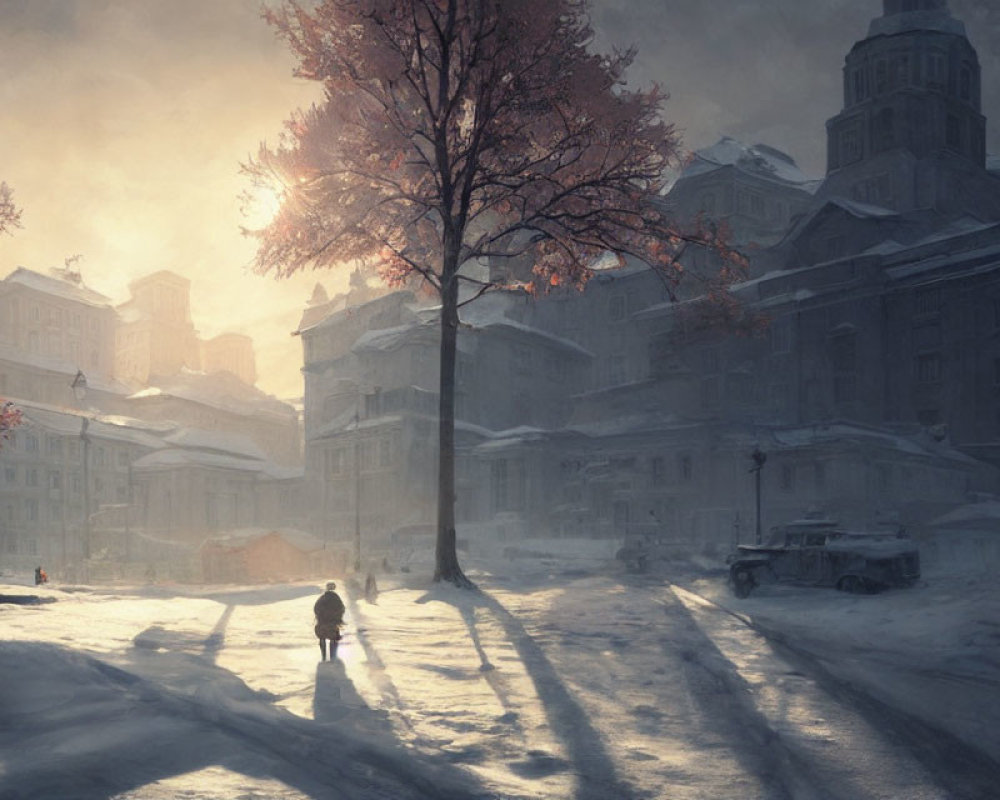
[314,590,345,640]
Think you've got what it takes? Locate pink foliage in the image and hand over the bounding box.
[0,401,22,449]
[242,0,746,299]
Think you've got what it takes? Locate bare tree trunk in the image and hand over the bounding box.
[434,261,472,587]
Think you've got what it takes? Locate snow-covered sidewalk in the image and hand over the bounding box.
[0,563,997,799]
[686,568,1000,764]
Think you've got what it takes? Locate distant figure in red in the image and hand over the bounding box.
[314,580,345,661]
[34,566,47,585]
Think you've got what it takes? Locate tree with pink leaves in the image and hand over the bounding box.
[0,402,22,451]
[244,0,746,586]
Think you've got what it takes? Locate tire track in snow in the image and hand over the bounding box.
[668,582,1000,800]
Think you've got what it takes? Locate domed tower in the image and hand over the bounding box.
[819,0,1000,218]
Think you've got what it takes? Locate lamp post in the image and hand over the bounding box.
[750,447,767,545]
[71,370,91,561]
[353,396,361,573]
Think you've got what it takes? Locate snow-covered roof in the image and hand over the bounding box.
[462,299,594,358]
[678,138,819,188]
[1,267,113,308]
[819,197,898,220]
[352,322,436,354]
[771,422,978,463]
[201,527,323,552]
[884,240,1000,283]
[476,319,593,357]
[0,344,132,395]
[260,463,304,481]
[16,403,168,449]
[474,426,551,451]
[131,448,268,473]
[928,502,1000,529]
[164,428,267,461]
[127,370,296,420]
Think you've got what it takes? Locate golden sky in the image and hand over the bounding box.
[0,0,329,399]
[2,0,997,399]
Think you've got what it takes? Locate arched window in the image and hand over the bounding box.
[874,107,895,152]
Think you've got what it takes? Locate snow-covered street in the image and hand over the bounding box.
[1,561,998,799]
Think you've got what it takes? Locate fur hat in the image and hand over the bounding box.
[325,581,337,591]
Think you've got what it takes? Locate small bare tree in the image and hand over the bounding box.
[0,183,21,238]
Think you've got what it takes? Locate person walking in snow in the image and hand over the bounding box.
[314,580,346,661]
[364,571,379,604]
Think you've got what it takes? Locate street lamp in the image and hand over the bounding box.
[749,447,767,545]
[353,398,361,573]
[71,370,91,561]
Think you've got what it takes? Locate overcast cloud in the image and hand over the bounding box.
[1,0,998,397]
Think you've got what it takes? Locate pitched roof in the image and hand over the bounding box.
[2,267,113,308]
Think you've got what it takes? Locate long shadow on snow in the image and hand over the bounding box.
[651,584,979,800]
[0,602,490,800]
[428,585,639,800]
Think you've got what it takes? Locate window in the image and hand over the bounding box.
[364,390,382,419]
[916,287,941,316]
[927,53,946,87]
[3,467,14,484]
[874,108,895,152]
[895,55,910,87]
[853,173,892,205]
[24,498,38,522]
[853,69,866,102]
[840,127,862,165]
[946,114,961,151]
[25,434,38,453]
[960,65,972,101]
[916,353,942,384]
[781,464,795,491]
[830,331,857,403]
[875,59,888,94]
[48,471,61,491]
[770,318,792,354]
[678,454,693,482]
[608,356,626,385]
[651,457,665,487]
[491,458,525,512]
[25,468,38,487]
[324,448,345,477]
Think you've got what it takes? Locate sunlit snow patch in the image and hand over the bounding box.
[111,765,311,800]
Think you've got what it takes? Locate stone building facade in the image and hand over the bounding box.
[0,265,302,577]
[295,0,1000,563]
